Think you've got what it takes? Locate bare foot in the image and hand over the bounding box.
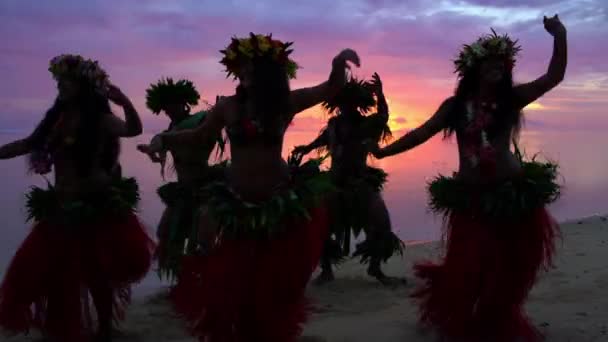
[313,270,335,286]
[368,267,407,287]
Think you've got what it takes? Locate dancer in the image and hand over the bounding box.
[146,33,359,341]
[0,54,155,342]
[293,73,404,286]
[137,78,226,281]
[372,16,566,341]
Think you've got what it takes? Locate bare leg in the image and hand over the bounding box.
[365,191,406,286]
[89,282,113,342]
[313,240,335,286]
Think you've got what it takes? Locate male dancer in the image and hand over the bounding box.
[294,73,404,285]
[138,78,225,280]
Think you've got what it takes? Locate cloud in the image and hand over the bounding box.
[0,0,606,135]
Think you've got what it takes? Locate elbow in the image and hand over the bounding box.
[128,124,144,137]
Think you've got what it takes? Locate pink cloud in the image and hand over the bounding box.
[0,0,606,135]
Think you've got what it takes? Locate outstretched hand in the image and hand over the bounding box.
[333,48,361,69]
[291,145,311,161]
[543,14,566,37]
[369,72,383,94]
[137,144,165,163]
[147,134,166,154]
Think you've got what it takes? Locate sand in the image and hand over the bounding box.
[4,215,608,341]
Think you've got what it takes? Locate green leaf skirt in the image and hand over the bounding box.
[25,177,140,227]
[428,160,561,220]
[203,157,334,239]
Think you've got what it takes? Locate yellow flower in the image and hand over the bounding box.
[226,49,237,60]
[238,45,253,58]
[256,35,271,53]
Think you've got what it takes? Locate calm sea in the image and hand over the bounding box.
[0,130,606,295]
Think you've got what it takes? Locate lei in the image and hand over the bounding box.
[220,33,299,80]
[454,29,521,77]
[463,101,498,177]
[49,54,110,95]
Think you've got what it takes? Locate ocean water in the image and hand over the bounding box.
[0,130,606,294]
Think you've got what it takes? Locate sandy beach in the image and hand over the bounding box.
[5,214,608,342]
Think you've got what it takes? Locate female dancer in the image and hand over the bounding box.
[0,54,155,341]
[294,73,404,285]
[146,33,359,341]
[373,16,567,341]
[138,78,225,281]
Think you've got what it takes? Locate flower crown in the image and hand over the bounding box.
[454,29,522,77]
[322,76,376,114]
[145,78,200,114]
[220,33,299,80]
[49,54,110,94]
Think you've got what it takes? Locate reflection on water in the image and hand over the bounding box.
[0,130,606,294]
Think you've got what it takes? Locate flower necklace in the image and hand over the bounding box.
[464,101,498,177]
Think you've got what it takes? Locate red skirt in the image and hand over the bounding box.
[0,213,155,341]
[411,207,559,342]
[171,205,329,342]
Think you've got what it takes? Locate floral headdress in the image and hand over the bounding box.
[454,29,522,78]
[49,54,110,95]
[322,76,376,114]
[220,33,299,80]
[145,78,200,114]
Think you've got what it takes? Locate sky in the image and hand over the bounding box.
[0,0,606,134]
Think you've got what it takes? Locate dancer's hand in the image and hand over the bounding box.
[148,134,166,153]
[106,84,132,107]
[333,49,361,69]
[292,145,310,157]
[369,72,383,94]
[543,14,566,37]
[137,144,165,163]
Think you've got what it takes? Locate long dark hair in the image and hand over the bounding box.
[235,55,291,136]
[28,80,120,175]
[444,65,523,140]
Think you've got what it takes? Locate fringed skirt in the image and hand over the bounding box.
[0,213,155,341]
[412,208,558,341]
[172,205,329,342]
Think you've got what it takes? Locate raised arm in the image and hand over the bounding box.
[373,97,454,159]
[104,84,143,137]
[148,97,227,153]
[0,137,32,159]
[371,72,388,122]
[514,15,567,110]
[288,49,360,118]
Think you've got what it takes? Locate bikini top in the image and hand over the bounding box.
[225,114,286,146]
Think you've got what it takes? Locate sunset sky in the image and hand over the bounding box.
[0,0,606,135]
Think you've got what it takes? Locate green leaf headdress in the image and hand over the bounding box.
[322,76,376,115]
[145,78,200,114]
